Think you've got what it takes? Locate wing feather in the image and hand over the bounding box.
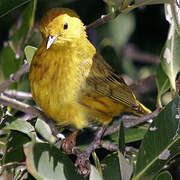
[86,52,139,109]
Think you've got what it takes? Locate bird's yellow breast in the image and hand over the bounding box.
[29,40,95,129]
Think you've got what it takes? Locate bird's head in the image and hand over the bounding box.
[40,8,87,49]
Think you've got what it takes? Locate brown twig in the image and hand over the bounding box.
[86,13,114,32]
[74,124,107,176]
[101,140,119,151]
[0,94,39,117]
[175,75,180,96]
[124,108,160,128]
[104,108,160,136]
[129,74,156,89]
[85,2,129,32]
[0,61,29,93]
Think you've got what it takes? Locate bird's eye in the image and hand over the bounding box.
[63,22,68,30]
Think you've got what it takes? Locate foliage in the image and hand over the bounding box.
[0,0,180,179]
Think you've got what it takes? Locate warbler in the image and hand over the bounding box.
[29,8,151,129]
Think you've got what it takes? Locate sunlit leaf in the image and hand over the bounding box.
[24,142,84,180]
[118,151,133,180]
[92,151,103,177]
[24,45,37,64]
[4,119,34,135]
[165,2,180,36]
[89,165,103,180]
[35,119,56,144]
[161,5,180,93]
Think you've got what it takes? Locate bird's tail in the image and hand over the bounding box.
[134,101,152,116]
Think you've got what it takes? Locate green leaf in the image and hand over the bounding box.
[11,0,36,50]
[125,127,147,143]
[118,151,133,180]
[156,63,171,107]
[0,114,16,129]
[23,142,84,180]
[89,165,103,180]
[160,12,180,92]
[35,119,56,144]
[133,97,180,180]
[92,151,103,177]
[118,121,125,154]
[165,3,180,37]
[109,126,147,144]
[109,13,135,52]
[155,170,173,180]
[134,0,171,5]
[1,44,18,79]
[0,0,30,17]
[0,0,37,90]
[3,131,30,164]
[21,0,37,39]
[102,152,121,180]
[24,45,37,64]
[4,119,34,135]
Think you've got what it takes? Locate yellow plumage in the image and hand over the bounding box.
[29,8,151,129]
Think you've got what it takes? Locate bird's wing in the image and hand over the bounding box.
[85,52,140,110]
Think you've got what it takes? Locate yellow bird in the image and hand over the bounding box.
[29,8,151,130]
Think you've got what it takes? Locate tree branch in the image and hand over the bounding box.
[129,74,156,89]
[104,108,160,136]
[0,93,58,136]
[0,61,29,93]
[4,90,32,100]
[85,2,130,31]
[86,13,114,32]
[123,44,160,64]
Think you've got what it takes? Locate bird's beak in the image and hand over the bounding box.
[46,34,59,49]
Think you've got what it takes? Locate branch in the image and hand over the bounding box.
[101,140,119,151]
[129,74,156,89]
[85,3,129,31]
[86,13,114,32]
[123,44,160,64]
[4,90,32,100]
[0,94,58,136]
[124,108,160,128]
[104,108,160,136]
[0,61,29,93]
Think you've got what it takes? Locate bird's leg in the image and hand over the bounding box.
[61,131,78,154]
[75,124,107,176]
[61,124,107,176]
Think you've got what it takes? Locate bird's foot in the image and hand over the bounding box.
[61,131,78,154]
[75,124,107,176]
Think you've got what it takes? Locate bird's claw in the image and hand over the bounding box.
[75,152,91,176]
